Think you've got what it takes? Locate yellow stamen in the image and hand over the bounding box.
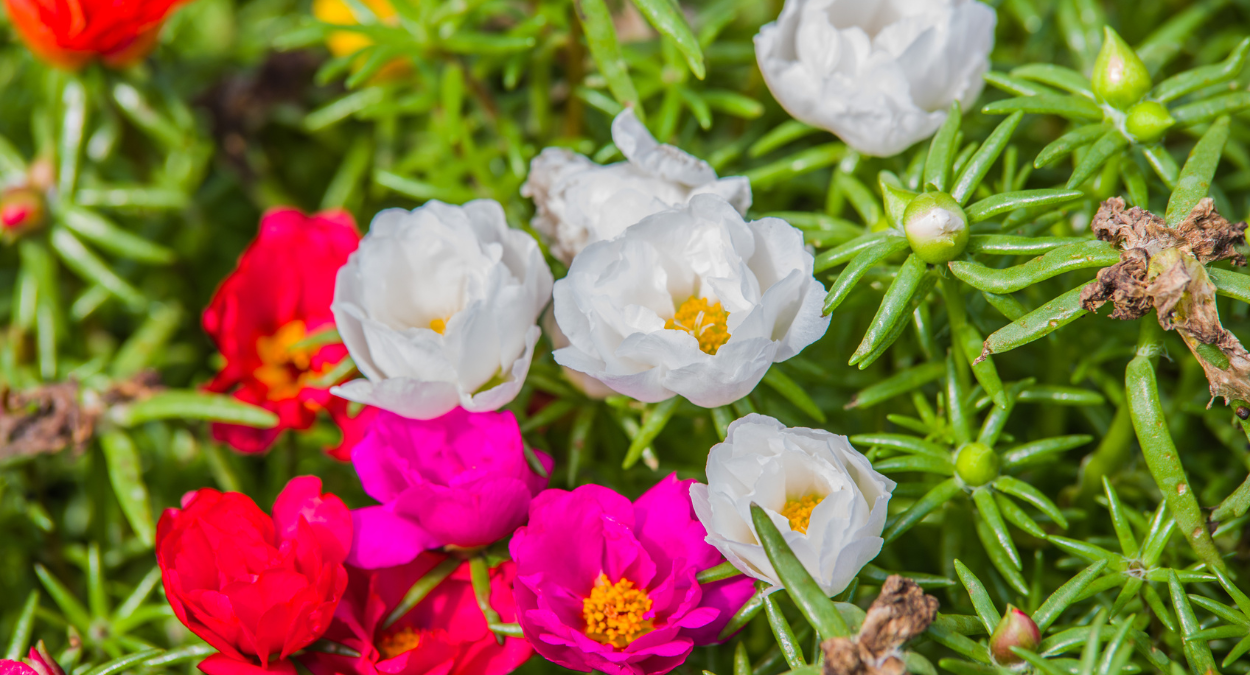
[780,495,823,535]
[583,573,654,648]
[376,626,421,659]
[429,317,447,334]
[665,296,730,355]
[253,321,337,400]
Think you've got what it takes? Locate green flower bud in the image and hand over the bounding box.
[990,605,1041,665]
[1125,100,1175,143]
[903,191,968,264]
[1091,27,1151,109]
[955,442,999,486]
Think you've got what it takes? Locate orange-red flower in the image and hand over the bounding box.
[203,207,374,459]
[4,0,187,69]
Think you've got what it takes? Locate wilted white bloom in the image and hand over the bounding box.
[521,108,751,264]
[755,0,996,157]
[690,414,895,596]
[331,200,554,419]
[552,194,829,408]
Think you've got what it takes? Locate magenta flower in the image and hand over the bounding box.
[348,408,552,568]
[509,474,756,675]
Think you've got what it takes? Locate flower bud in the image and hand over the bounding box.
[955,442,999,486]
[0,186,46,240]
[990,605,1041,665]
[25,642,65,675]
[903,191,968,264]
[1125,100,1175,143]
[1092,27,1151,109]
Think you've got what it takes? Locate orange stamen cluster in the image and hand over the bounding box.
[376,626,422,659]
[583,573,654,648]
[665,296,730,355]
[780,495,823,534]
[254,321,336,400]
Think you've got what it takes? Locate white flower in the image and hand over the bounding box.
[755,0,996,157]
[521,108,752,264]
[331,199,554,419]
[690,414,895,596]
[541,307,615,400]
[551,193,829,408]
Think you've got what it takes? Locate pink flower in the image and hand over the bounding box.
[1,643,64,675]
[348,408,552,569]
[303,553,532,675]
[509,475,756,675]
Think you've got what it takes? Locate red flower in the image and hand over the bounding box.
[3,0,186,69]
[303,553,532,675]
[156,477,353,675]
[204,207,374,459]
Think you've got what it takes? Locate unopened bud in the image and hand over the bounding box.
[1092,27,1151,109]
[955,442,999,486]
[990,605,1041,665]
[1125,100,1174,143]
[24,641,65,675]
[903,191,968,264]
[1,186,46,239]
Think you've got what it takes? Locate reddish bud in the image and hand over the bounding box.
[0,187,46,239]
[990,605,1041,665]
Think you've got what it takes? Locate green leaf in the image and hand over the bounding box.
[1031,560,1109,631]
[3,591,39,659]
[749,121,820,158]
[59,205,175,264]
[1135,0,1225,72]
[850,433,948,459]
[965,188,1085,223]
[1066,130,1129,188]
[1153,38,1250,102]
[954,560,1001,634]
[1166,115,1230,226]
[973,487,1021,569]
[745,143,845,189]
[1127,354,1226,572]
[58,78,86,197]
[1011,64,1094,98]
[924,102,963,192]
[81,650,162,675]
[100,430,155,545]
[34,564,91,631]
[984,71,1061,97]
[749,503,849,640]
[850,255,930,366]
[112,303,182,379]
[1001,435,1093,469]
[994,475,1069,528]
[1168,570,1219,675]
[948,240,1120,294]
[384,557,459,628]
[1035,124,1106,168]
[981,95,1103,120]
[622,396,680,469]
[883,477,961,544]
[575,0,641,113]
[763,366,826,423]
[110,390,279,428]
[49,227,146,310]
[696,561,742,584]
[764,594,807,669]
[845,361,945,409]
[951,112,1023,204]
[822,235,911,315]
[980,286,1088,358]
[814,231,896,273]
[629,0,704,79]
[718,584,766,640]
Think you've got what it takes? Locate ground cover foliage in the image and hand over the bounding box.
[5,0,1250,674]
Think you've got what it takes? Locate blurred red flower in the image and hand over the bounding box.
[156,477,352,675]
[203,207,374,459]
[4,0,187,69]
[303,553,532,675]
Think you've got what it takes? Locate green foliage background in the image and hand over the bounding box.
[6,0,1250,673]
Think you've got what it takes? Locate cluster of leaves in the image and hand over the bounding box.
[6,0,1250,674]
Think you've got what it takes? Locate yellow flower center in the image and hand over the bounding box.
[376,626,421,660]
[253,321,337,401]
[429,317,447,334]
[780,495,823,534]
[665,296,730,355]
[583,573,654,648]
